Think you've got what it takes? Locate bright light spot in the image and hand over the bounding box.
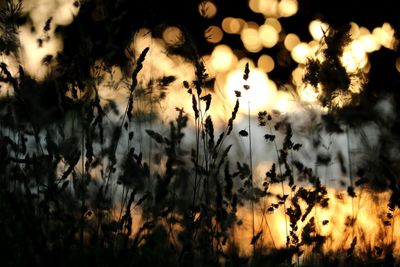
[291,42,311,64]
[341,40,367,72]
[201,55,216,77]
[373,23,396,49]
[19,24,63,80]
[241,27,263,53]
[248,0,261,13]
[359,27,371,37]
[299,84,319,103]
[360,34,380,53]
[162,26,184,46]
[222,17,245,34]
[278,0,298,17]
[22,0,79,26]
[259,24,279,48]
[222,17,233,33]
[257,54,275,73]
[53,1,80,26]
[210,45,237,72]
[309,20,329,41]
[198,1,217,18]
[396,58,400,73]
[15,0,80,80]
[309,40,320,54]
[265,17,282,33]
[349,22,360,39]
[258,0,279,17]
[273,92,295,113]
[231,18,245,34]
[132,28,152,58]
[291,66,304,86]
[224,68,277,114]
[131,29,196,100]
[204,25,223,43]
[284,33,300,51]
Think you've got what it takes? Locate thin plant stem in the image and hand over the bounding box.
[346,126,355,220]
[267,123,289,244]
[248,101,255,249]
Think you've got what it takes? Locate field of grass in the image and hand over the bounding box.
[1,1,400,267]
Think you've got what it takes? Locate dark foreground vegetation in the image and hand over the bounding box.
[1,1,400,266]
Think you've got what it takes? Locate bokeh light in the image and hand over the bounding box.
[309,20,329,41]
[257,54,275,73]
[210,44,237,72]
[254,0,280,17]
[299,84,319,103]
[278,0,298,17]
[284,33,300,51]
[373,23,396,49]
[265,17,282,33]
[259,24,279,48]
[224,67,277,114]
[291,42,312,64]
[198,0,217,18]
[204,25,223,43]
[241,26,263,53]
[222,17,246,34]
[162,26,184,46]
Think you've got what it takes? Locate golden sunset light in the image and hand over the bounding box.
[1,0,400,266]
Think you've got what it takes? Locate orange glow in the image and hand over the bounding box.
[396,58,400,73]
[198,0,217,18]
[241,26,263,53]
[201,55,216,77]
[274,92,295,113]
[230,187,400,257]
[291,42,312,64]
[222,17,245,34]
[248,0,261,13]
[210,44,237,72]
[349,22,360,39]
[341,40,368,72]
[19,23,63,80]
[309,20,329,41]
[204,25,224,43]
[257,54,275,73]
[360,34,380,53]
[284,33,301,51]
[109,186,400,260]
[224,67,277,115]
[291,66,304,86]
[162,26,184,46]
[265,17,282,33]
[278,0,298,17]
[299,84,320,103]
[258,0,279,17]
[372,23,396,49]
[259,24,279,48]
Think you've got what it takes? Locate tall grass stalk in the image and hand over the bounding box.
[346,126,356,221]
[247,100,256,252]
[266,121,289,244]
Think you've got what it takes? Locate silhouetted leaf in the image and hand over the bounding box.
[239,130,248,137]
[145,130,164,144]
[250,230,263,245]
